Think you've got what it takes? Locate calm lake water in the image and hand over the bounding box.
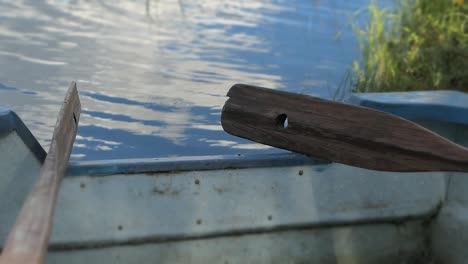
[0,0,373,160]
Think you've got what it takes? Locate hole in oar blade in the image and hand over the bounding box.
[276,113,288,129]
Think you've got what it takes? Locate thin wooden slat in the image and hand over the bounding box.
[221,84,468,172]
[0,82,81,264]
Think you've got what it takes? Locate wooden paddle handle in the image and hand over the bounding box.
[0,82,81,264]
[221,84,468,172]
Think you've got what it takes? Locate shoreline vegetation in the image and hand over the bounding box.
[339,0,467,96]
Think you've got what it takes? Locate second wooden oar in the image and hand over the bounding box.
[221,84,468,172]
[0,82,81,264]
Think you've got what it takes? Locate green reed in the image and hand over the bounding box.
[341,0,468,94]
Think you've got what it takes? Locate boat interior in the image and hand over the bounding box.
[1,90,468,263]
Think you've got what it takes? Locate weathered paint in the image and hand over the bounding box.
[67,153,329,177]
[0,131,43,243]
[47,164,445,247]
[431,127,468,264]
[1,90,468,263]
[46,221,428,264]
[0,109,46,161]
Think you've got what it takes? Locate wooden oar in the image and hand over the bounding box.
[0,82,80,264]
[221,84,468,172]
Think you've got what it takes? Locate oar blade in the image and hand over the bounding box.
[221,84,468,172]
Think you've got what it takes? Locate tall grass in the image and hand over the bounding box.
[343,0,468,93]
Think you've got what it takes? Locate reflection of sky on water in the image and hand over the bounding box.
[0,0,373,160]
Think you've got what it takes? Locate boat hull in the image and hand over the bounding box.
[1,91,468,263]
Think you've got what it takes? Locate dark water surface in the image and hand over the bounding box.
[0,0,372,160]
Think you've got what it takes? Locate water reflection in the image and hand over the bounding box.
[0,0,371,160]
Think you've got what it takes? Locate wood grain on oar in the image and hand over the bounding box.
[0,82,80,264]
[221,84,468,172]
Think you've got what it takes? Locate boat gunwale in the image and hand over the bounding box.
[0,109,46,162]
[2,90,468,177]
[66,153,330,177]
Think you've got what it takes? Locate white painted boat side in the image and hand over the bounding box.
[2,90,468,263]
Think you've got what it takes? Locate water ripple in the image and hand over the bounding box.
[0,0,378,160]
